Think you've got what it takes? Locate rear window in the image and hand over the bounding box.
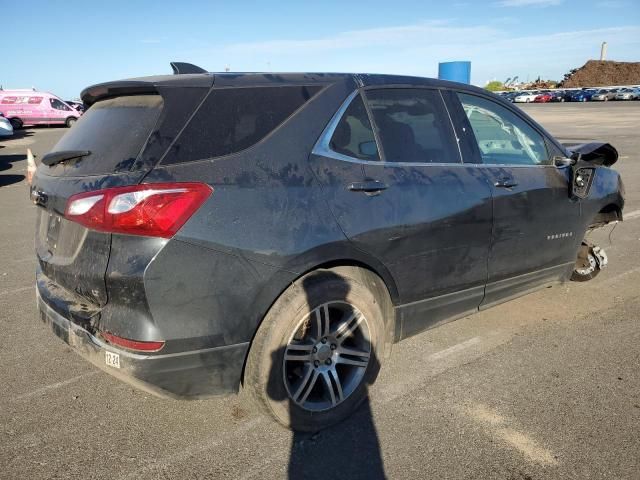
[162,85,322,164]
[48,95,163,176]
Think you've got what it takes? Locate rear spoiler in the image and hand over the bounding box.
[81,63,213,106]
[170,62,207,74]
[563,142,618,167]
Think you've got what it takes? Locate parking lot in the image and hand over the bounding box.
[1,102,639,479]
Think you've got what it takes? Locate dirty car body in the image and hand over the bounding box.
[32,68,625,401]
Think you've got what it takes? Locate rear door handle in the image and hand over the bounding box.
[347,181,388,193]
[494,178,518,188]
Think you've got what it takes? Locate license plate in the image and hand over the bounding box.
[105,351,121,369]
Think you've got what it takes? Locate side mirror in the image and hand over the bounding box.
[553,156,574,167]
[359,141,378,158]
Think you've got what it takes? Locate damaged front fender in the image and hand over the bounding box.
[564,142,618,167]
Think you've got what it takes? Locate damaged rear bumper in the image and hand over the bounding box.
[37,290,248,399]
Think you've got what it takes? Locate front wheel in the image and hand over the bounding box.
[65,117,77,128]
[571,243,606,282]
[245,268,388,431]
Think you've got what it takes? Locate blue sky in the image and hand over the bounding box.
[3,0,639,98]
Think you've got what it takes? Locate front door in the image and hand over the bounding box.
[453,92,582,307]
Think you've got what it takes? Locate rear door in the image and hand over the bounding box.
[312,87,493,339]
[359,87,493,337]
[450,92,581,307]
[32,88,208,312]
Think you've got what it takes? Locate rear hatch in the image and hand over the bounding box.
[33,78,212,320]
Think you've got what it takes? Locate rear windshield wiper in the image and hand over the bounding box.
[41,150,91,167]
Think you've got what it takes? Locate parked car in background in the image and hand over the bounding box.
[0,90,81,129]
[502,91,520,102]
[0,112,13,137]
[550,90,570,102]
[568,89,596,102]
[65,100,86,113]
[591,89,617,101]
[33,65,625,431]
[615,88,640,100]
[533,93,553,103]
[513,91,538,103]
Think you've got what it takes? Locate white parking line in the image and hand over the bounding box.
[465,404,558,466]
[624,209,640,220]
[119,416,266,480]
[429,337,482,360]
[11,372,99,401]
[378,336,482,403]
[0,285,33,297]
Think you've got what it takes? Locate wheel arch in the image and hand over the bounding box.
[590,203,622,227]
[240,257,399,388]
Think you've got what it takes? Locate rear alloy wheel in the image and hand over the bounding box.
[245,268,387,431]
[65,117,77,128]
[283,301,371,412]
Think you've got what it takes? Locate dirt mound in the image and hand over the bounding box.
[560,60,640,87]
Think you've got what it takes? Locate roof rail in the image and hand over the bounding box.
[170,62,207,75]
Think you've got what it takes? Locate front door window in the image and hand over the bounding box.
[50,98,71,111]
[457,93,549,166]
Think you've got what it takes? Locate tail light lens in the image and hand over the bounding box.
[101,331,165,352]
[65,183,212,238]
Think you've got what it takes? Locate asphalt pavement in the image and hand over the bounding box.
[0,103,639,479]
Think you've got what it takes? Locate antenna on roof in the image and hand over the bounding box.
[170,62,207,75]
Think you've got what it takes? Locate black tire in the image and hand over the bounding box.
[65,117,77,128]
[9,118,22,130]
[245,267,389,431]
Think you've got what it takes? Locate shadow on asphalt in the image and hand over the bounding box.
[0,174,25,187]
[267,272,387,480]
[3,129,35,141]
[1,153,27,166]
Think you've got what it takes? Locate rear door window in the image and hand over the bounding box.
[163,85,322,164]
[457,93,549,165]
[47,95,164,176]
[365,89,460,163]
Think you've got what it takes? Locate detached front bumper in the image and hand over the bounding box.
[37,290,249,399]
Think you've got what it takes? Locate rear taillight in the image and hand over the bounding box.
[101,331,165,352]
[65,183,212,238]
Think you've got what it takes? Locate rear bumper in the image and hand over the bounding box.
[37,290,249,399]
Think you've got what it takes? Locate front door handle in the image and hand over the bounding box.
[494,178,518,188]
[347,181,388,193]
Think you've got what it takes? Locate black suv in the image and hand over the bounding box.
[33,65,624,431]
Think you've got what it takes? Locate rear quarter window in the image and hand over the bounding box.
[162,85,322,164]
